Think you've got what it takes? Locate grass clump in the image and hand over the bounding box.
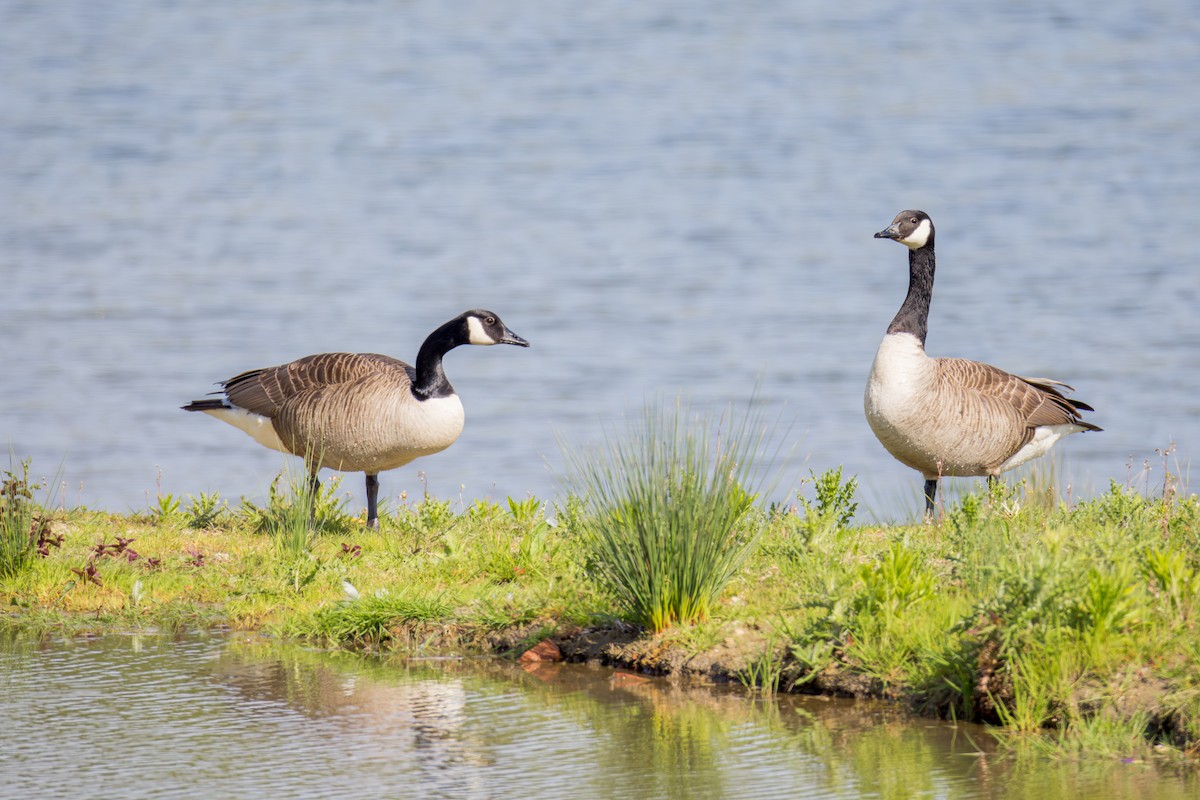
[185,492,227,529]
[1,458,59,579]
[239,472,353,550]
[561,396,777,633]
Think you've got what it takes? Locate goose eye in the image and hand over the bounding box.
[486,316,496,325]
[909,217,918,223]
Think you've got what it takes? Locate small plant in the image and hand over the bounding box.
[506,496,542,525]
[1096,480,1149,527]
[852,542,936,620]
[91,535,140,562]
[1068,562,1142,645]
[1,457,57,578]
[945,489,985,534]
[239,471,351,543]
[971,548,1075,660]
[551,495,588,536]
[989,641,1079,733]
[69,562,103,587]
[737,633,785,694]
[414,496,455,532]
[145,467,183,525]
[150,493,182,524]
[36,526,64,556]
[797,467,858,541]
[1140,546,1198,619]
[186,492,227,529]
[284,557,323,593]
[788,637,838,685]
[986,476,1023,516]
[272,481,318,560]
[1155,441,1183,538]
[561,396,776,632]
[387,496,458,554]
[506,496,557,578]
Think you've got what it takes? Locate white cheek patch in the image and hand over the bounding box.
[900,218,932,249]
[466,315,497,345]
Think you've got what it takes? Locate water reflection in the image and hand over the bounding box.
[207,635,1198,800]
[2,630,1197,799]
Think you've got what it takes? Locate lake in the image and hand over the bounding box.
[1,0,1197,519]
[2,631,1196,799]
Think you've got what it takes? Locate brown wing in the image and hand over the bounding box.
[938,357,1101,454]
[221,353,415,416]
[1018,376,1101,430]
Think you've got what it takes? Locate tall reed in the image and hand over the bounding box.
[562,396,776,632]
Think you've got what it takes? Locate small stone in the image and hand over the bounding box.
[518,638,562,663]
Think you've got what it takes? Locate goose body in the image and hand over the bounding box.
[865,211,1099,516]
[184,309,529,528]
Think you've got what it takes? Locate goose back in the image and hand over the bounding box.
[221,352,465,474]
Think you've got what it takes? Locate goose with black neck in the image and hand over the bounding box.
[864,210,1100,518]
[183,309,530,529]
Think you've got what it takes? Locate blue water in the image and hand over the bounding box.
[2,0,1197,518]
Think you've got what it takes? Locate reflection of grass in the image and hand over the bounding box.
[216,635,992,800]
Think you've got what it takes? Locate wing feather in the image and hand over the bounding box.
[936,357,1101,440]
[221,353,414,416]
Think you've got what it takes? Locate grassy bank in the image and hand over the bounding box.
[2,460,1199,761]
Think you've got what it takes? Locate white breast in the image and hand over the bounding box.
[864,333,948,475]
[403,394,466,454]
[355,393,467,473]
[865,333,933,424]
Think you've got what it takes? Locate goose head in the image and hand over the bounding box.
[875,210,934,250]
[462,309,530,348]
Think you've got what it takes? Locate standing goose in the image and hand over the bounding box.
[183,309,529,529]
[865,210,1100,517]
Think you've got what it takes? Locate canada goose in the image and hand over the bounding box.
[865,210,1100,517]
[183,309,529,529]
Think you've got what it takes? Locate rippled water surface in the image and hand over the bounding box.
[2,632,1196,800]
[1,0,1197,516]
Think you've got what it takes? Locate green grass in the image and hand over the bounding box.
[560,395,779,633]
[2,448,1200,760]
[1,457,60,579]
[759,473,1200,758]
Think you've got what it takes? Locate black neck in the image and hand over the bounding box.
[412,318,465,400]
[886,241,935,347]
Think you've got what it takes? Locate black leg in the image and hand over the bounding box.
[923,478,938,519]
[987,475,999,490]
[307,470,320,525]
[365,473,380,530]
